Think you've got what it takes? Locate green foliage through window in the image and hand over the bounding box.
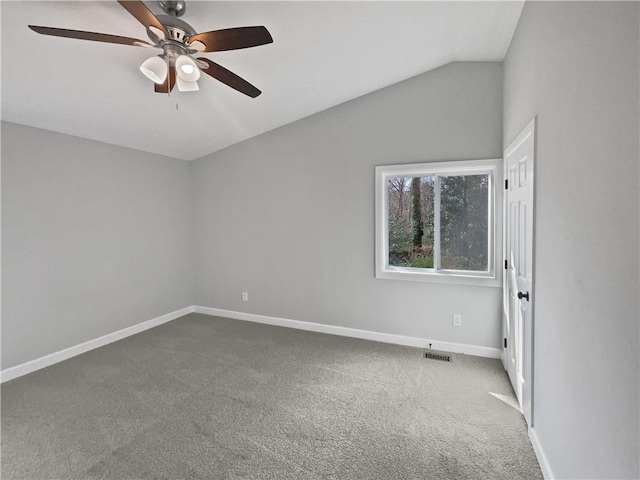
[387,174,489,272]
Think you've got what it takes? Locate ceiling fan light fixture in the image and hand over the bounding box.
[175,55,200,83]
[140,55,168,84]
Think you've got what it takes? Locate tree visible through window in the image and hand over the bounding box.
[376,159,499,284]
[440,174,489,270]
[388,176,435,268]
[387,174,488,271]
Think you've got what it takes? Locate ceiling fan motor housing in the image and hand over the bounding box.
[148,14,196,46]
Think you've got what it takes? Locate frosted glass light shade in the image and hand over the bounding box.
[175,55,200,83]
[140,56,168,84]
[176,76,199,92]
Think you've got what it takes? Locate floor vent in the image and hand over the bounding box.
[424,351,451,362]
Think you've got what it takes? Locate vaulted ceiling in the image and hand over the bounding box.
[1,1,524,160]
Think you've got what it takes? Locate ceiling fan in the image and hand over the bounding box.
[28,0,273,97]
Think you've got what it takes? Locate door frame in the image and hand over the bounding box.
[502,117,536,427]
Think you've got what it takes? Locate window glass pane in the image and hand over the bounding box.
[387,176,435,269]
[440,174,489,271]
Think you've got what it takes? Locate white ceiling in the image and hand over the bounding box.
[1,1,524,160]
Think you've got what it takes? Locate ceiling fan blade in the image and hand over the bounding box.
[155,65,176,94]
[117,0,167,37]
[198,58,261,98]
[28,25,155,47]
[189,26,273,52]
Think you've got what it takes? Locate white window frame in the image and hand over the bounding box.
[375,158,502,287]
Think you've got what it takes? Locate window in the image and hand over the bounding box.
[375,159,502,286]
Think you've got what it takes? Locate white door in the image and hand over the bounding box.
[503,118,535,426]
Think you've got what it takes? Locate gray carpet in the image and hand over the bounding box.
[1,313,542,479]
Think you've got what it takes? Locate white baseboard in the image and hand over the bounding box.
[1,305,501,383]
[192,306,502,359]
[0,306,194,383]
[529,427,554,479]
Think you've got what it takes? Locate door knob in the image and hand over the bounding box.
[518,291,530,302]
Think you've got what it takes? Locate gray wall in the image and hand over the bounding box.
[192,62,504,349]
[503,2,639,479]
[1,122,194,369]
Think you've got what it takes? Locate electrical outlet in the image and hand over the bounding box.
[242,292,249,302]
[452,314,462,327]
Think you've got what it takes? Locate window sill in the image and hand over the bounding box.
[376,268,501,288]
